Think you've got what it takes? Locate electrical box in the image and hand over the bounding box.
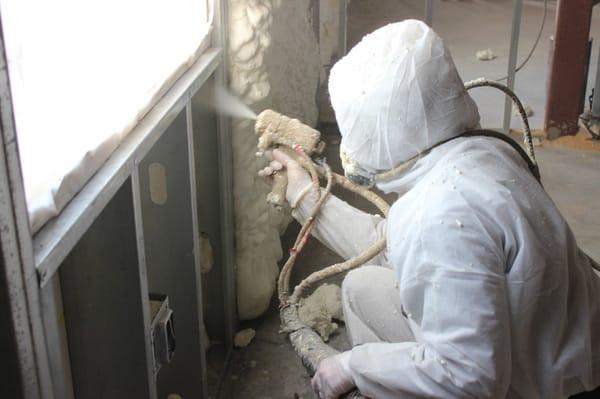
[149,293,175,374]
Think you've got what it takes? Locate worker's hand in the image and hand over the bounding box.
[259,148,313,207]
[311,355,355,399]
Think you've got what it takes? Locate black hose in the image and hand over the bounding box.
[465,78,537,165]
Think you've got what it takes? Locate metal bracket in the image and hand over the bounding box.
[149,293,176,374]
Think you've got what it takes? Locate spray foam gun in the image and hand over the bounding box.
[255,109,326,209]
[254,110,389,398]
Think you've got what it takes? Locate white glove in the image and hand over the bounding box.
[258,148,313,207]
[311,355,355,399]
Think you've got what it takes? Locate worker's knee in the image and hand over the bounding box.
[342,265,390,304]
[341,265,410,345]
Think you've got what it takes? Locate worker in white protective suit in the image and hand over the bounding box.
[262,20,600,398]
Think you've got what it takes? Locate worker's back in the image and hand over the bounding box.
[386,135,600,398]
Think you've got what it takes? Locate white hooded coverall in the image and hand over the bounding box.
[292,20,600,398]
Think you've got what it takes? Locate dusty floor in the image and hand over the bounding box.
[211,1,600,397]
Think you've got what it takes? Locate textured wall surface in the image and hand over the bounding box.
[228,0,320,319]
[318,0,346,122]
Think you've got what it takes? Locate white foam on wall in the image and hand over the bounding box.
[228,0,320,319]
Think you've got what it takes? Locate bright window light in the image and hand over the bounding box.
[0,0,212,232]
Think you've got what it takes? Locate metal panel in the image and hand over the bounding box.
[207,2,237,396]
[211,0,237,357]
[35,48,221,287]
[131,167,159,399]
[191,79,227,341]
[0,123,40,399]
[190,79,230,398]
[59,180,152,399]
[0,246,25,398]
[137,110,207,398]
[186,101,209,397]
[40,276,74,399]
[503,0,523,134]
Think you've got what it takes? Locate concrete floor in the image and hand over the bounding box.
[213,1,600,397]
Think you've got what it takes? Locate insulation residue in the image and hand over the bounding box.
[202,321,211,351]
[476,48,496,61]
[234,328,256,348]
[199,232,214,274]
[148,162,168,205]
[298,283,344,342]
[514,104,534,117]
[547,129,600,152]
[228,0,320,320]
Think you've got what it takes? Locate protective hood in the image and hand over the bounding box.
[328,20,480,192]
